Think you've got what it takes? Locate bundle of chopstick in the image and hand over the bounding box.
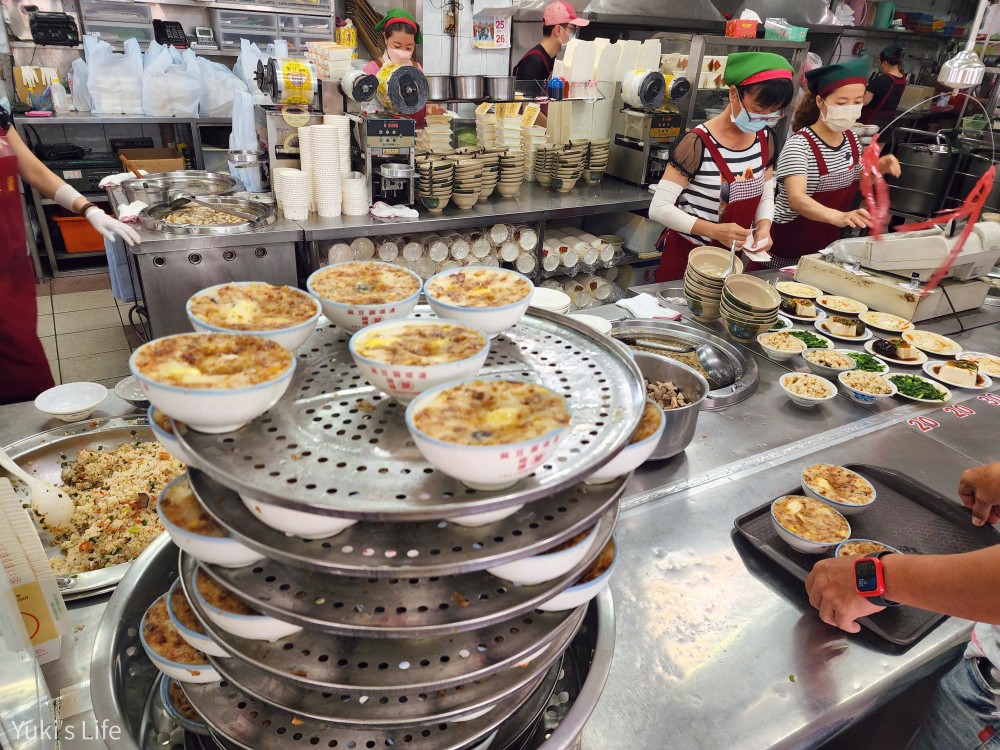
[345,0,385,60]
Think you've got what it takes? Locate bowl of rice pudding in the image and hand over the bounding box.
[130,333,295,433]
[424,267,534,338]
[349,318,490,402]
[140,595,220,683]
[156,475,264,568]
[238,491,357,539]
[538,538,617,612]
[307,261,422,332]
[192,568,302,641]
[405,379,570,491]
[584,399,664,484]
[487,524,600,585]
[770,494,851,554]
[186,282,321,350]
[166,579,228,658]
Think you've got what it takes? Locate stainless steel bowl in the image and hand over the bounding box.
[633,351,709,461]
[426,74,452,101]
[452,75,484,100]
[484,75,517,102]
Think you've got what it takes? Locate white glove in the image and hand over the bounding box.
[85,206,141,247]
[20,66,38,88]
[40,67,57,86]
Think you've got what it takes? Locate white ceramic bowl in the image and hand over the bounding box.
[130,334,295,434]
[486,524,599,585]
[159,677,210,735]
[186,282,322,350]
[192,571,302,641]
[568,314,613,336]
[584,400,664,484]
[778,373,837,409]
[838,371,897,405]
[139,601,220,684]
[166,580,228,658]
[148,405,201,469]
[770,497,851,554]
[835,538,901,557]
[405,380,568,491]
[424,266,534,338]
[800,348,856,378]
[800,465,877,516]
[538,538,617,612]
[756,332,807,361]
[34,382,107,421]
[445,504,524,527]
[348,319,491,402]
[306,261,422,333]
[239,492,357,539]
[531,287,571,314]
[156,476,265,568]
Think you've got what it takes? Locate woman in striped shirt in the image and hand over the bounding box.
[649,52,796,282]
[769,59,901,268]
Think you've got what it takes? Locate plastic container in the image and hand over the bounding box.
[53,215,104,253]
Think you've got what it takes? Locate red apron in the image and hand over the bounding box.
[655,128,769,282]
[860,75,906,125]
[0,134,54,404]
[767,129,861,265]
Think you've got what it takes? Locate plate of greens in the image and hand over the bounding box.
[769,314,793,332]
[888,374,952,403]
[787,329,834,350]
[844,351,889,374]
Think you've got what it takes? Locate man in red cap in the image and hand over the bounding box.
[513,1,590,99]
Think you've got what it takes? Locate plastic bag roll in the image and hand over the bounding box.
[377,63,429,115]
[341,68,379,103]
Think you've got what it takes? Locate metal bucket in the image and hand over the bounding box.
[948,151,1000,212]
[888,129,956,217]
[632,351,710,460]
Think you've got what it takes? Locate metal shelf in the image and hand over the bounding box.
[53,250,107,260]
[135,0,333,17]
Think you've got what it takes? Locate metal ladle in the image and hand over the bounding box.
[613,335,736,388]
[166,194,258,222]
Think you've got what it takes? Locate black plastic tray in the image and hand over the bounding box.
[734,464,999,646]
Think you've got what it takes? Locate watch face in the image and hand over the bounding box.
[855,559,879,592]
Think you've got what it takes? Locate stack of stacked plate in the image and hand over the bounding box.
[416,159,454,213]
[682,246,743,323]
[551,144,587,192]
[497,151,527,197]
[277,170,310,220]
[450,157,483,209]
[475,151,502,198]
[323,114,353,174]
[721,273,781,342]
[310,125,343,218]
[476,113,498,148]
[297,126,315,211]
[342,170,370,216]
[584,138,610,184]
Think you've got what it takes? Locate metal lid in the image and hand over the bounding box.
[122,170,238,196]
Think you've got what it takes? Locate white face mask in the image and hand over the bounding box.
[385,47,413,64]
[821,102,863,132]
[560,25,576,44]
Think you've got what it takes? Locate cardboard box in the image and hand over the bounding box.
[726,19,759,38]
[119,148,185,174]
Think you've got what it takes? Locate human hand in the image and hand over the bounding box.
[750,223,773,253]
[85,207,141,247]
[958,463,1000,527]
[805,556,885,633]
[830,208,872,229]
[425,103,447,116]
[879,155,901,178]
[712,222,752,248]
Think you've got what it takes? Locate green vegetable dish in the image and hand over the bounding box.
[846,352,887,373]
[787,330,829,349]
[889,375,948,401]
[772,319,789,330]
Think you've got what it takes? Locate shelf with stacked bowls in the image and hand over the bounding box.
[124,298,642,750]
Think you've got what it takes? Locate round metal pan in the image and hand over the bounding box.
[139,197,276,236]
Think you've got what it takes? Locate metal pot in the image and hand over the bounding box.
[888,129,956,217]
[632,351,709,460]
[120,171,238,205]
[948,151,1000,213]
[425,74,452,101]
[452,75,484,100]
[484,75,517,102]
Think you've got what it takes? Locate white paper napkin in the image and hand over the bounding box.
[615,293,682,320]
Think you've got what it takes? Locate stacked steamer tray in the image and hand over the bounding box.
[682,247,744,323]
[720,274,781,342]
[155,304,645,750]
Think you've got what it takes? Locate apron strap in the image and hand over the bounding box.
[846,128,860,166]
[801,130,831,176]
[694,128,737,184]
[757,128,769,169]
[514,48,553,77]
[873,76,904,117]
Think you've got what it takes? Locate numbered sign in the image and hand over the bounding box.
[473,16,511,49]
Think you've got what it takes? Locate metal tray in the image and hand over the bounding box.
[190,503,616,637]
[1,415,155,600]
[180,309,645,521]
[189,468,625,577]
[609,319,759,409]
[139,197,276,236]
[734,464,1000,646]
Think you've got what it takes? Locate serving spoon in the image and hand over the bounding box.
[0,446,74,529]
[612,334,736,388]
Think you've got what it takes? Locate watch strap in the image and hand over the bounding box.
[79,202,101,215]
[870,551,900,607]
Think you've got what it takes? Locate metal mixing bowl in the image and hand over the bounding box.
[633,351,709,460]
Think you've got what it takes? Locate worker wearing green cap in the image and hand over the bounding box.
[766,59,902,266]
[649,51,795,281]
[860,45,907,126]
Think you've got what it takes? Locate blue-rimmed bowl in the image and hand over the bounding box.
[148,405,201,469]
[835,539,902,557]
[801,464,877,516]
[838,370,897,405]
[771,495,851,554]
[584,399,664,484]
[424,266,534,338]
[486,523,599,586]
[159,676,210,735]
[539,538,617,612]
[139,597,219,684]
[186,281,321,350]
[166,579,228,658]
[156,476,264,568]
[349,318,491,403]
[191,568,302,642]
[130,333,295,434]
[306,261,422,333]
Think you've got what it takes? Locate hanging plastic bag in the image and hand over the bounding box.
[142,45,201,117]
[85,36,143,114]
[198,57,248,118]
[229,90,263,191]
[68,58,92,112]
[234,39,271,104]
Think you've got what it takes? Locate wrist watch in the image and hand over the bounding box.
[78,201,100,215]
[854,550,900,607]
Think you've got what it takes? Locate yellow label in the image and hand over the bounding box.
[280,60,314,105]
[520,103,540,128]
[15,580,58,645]
[475,102,494,116]
[281,105,311,128]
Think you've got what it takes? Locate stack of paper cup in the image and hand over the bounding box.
[376,236,400,261]
[310,125,343,218]
[279,170,311,220]
[323,115,353,175]
[271,167,296,217]
[342,171,369,216]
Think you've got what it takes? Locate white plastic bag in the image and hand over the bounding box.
[234,39,271,104]
[141,45,201,117]
[229,90,263,191]
[198,57,248,117]
[85,36,143,114]
[68,59,91,112]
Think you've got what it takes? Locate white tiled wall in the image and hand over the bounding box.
[419,0,455,75]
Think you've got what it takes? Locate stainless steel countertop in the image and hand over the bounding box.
[297,180,653,242]
[129,217,304,255]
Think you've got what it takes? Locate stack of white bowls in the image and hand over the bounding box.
[342,171,369,216]
[523,126,548,181]
[310,125,343,218]
[278,170,311,220]
[476,113,497,148]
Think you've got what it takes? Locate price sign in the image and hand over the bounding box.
[943,404,976,419]
[907,416,940,433]
[473,16,511,49]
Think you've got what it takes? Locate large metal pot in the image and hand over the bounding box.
[452,74,484,100]
[887,130,956,217]
[425,74,452,101]
[485,75,517,102]
[633,351,709,460]
[948,150,1000,212]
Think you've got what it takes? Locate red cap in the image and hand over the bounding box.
[543,1,590,26]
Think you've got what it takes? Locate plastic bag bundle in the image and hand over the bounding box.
[198,57,248,118]
[69,58,92,112]
[229,90,264,191]
[234,39,272,104]
[142,43,201,117]
[84,36,143,114]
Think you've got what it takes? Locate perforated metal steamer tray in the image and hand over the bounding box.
[177,307,645,522]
